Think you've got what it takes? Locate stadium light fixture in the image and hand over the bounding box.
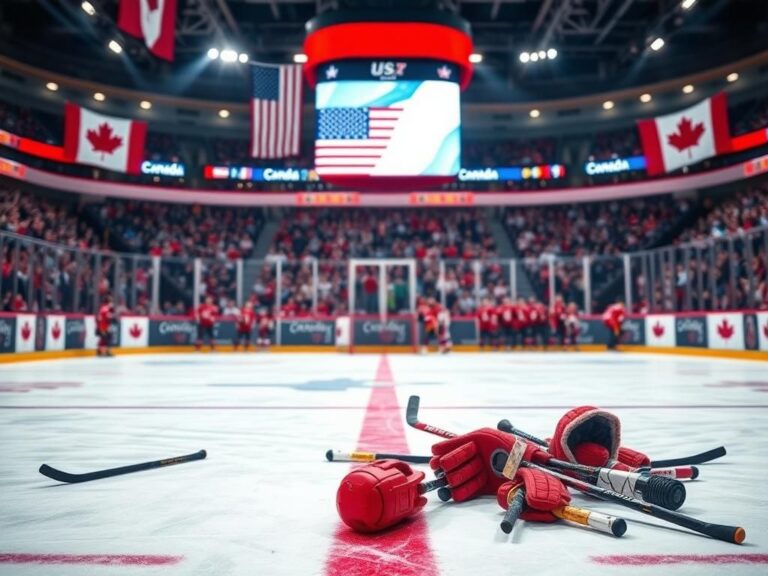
[108,40,123,54]
[519,52,530,63]
[93,92,105,102]
[640,93,652,103]
[81,1,96,16]
[529,109,540,119]
[238,53,249,64]
[45,82,59,92]
[682,84,694,94]
[547,48,557,60]
[220,49,238,63]
[207,48,220,60]
[650,37,665,51]
[469,53,483,64]
[530,52,539,62]
[218,109,230,119]
[537,50,546,59]
[602,100,614,110]
[293,53,308,64]
[139,100,152,110]
[681,0,697,9]
[727,72,739,83]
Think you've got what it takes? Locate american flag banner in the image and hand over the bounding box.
[250,63,303,158]
[315,107,404,175]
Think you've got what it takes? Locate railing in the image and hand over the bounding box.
[1,226,766,315]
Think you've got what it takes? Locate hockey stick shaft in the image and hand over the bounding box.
[325,450,431,464]
[551,505,627,537]
[39,450,207,484]
[500,487,527,534]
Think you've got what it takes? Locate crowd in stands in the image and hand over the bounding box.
[730,95,768,135]
[0,101,59,143]
[587,128,642,161]
[462,138,557,166]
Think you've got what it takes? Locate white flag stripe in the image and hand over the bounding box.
[292,66,302,155]
[275,66,286,158]
[314,148,385,157]
[315,157,380,166]
[267,100,277,158]
[369,120,401,129]
[316,141,389,148]
[251,102,261,157]
[283,66,293,157]
[315,166,374,175]
[260,101,268,158]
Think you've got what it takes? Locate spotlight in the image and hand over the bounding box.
[293,53,308,64]
[469,53,483,64]
[538,50,546,59]
[140,100,152,110]
[682,84,694,94]
[681,0,697,9]
[238,53,249,64]
[220,49,238,63]
[218,109,230,119]
[81,1,95,16]
[640,93,652,103]
[547,48,557,60]
[207,48,220,60]
[108,40,123,54]
[530,52,539,62]
[45,82,59,92]
[529,109,540,119]
[93,92,105,102]
[602,100,614,110]
[727,72,739,83]
[650,37,665,51]
[519,52,530,63]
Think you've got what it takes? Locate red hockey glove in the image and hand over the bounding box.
[336,459,427,533]
[617,445,651,468]
[497,468,570,523]
[430,428,548,502]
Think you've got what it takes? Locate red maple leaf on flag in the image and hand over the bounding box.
[652,322,665,338]
[52,322,61,340]
[667,116,705,158]
[147,0,160,10]
[21,322,31,341]
[86,123,123,160]
[717,319,734,340]
[763,321,768,340]
[129,324,143,339]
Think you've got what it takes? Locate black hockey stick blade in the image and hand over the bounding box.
[406,395,421,427]
[39,450,207,484]
[651,446,726,468]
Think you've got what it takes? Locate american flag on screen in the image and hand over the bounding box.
[250,63,302,158]
[315,107,404,175]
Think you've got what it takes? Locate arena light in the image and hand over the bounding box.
[682,84,694,94]
[207,48,220,60]
[727,72,739,83]
[238,53,249,64]
[469,53,483,64]
[640,93,652,103]
[139,100,152,110]
[220,49,238,63]
[519,52,530,63]
[650,37,665,51]
[547,48,558,60]
[602,100,614,110]
[45,82,59,92]
[681,0,697,9]
[530,52,539,62]
[537,50,546,59]
[93,92,105,102]
[293,53,308,64]
[529,109,540,119]
[108,40,123,54]
[81,1,96,16]
[218,109,230,119]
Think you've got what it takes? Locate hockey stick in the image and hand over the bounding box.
[39,450,207,484]
[325,450,430,464]
[500,487,527,534]
[407,396,685,510]
[497,419,725,469]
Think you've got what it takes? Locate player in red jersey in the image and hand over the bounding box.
[499,297,516,350]
[564,302,580,348]
[532,297,549,348]
[602,300,626,350]
[436,304,452,354]
[195,295,219,351]
[234,298,257,351]
[477,299,499,350]
[418,297,440,353]
[256,307,275,350]
[551,295,567,346]
[96,295,115,357]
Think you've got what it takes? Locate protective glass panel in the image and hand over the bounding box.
[160,256,194,315]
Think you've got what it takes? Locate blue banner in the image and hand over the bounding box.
[584,156,646,176]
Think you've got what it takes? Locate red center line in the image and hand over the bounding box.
[591,554,768,565]
[324,356,439,576]
[0,553,183,566]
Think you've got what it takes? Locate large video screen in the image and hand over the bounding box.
[314,60,461,179]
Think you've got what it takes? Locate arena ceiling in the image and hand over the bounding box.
[0,0,766,102]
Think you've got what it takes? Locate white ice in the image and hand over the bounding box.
[0,352,766,576]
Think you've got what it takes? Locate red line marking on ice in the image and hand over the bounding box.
[591,554,768,565]
[324,356,439,576]
[0,553,182,566]
[3,404,767,411]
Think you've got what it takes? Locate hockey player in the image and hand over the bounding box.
[234,298,257,351]
[550,295,567,347]
[564,302,580,348]
[437,306,452,354]
[602,300,626,351]
[256,307,275,350]
[195,295,219,351]
[96,295,115,357]
[477,299,499,350]
[419,297,440,353]
[533,297,549,349]
[499,297,516,350]
[515,297,530,348]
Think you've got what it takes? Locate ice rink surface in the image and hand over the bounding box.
[1,351,767,575]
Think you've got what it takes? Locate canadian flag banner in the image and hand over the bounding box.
[45,315,66,352]
[118,0,177,62]
[644,314,675,348]
[64,104,147,174]
[757,312,768,352]
[15,314,36,353]
[120,317,149,348]
[637,93,731,176]
[706,313,744,350]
